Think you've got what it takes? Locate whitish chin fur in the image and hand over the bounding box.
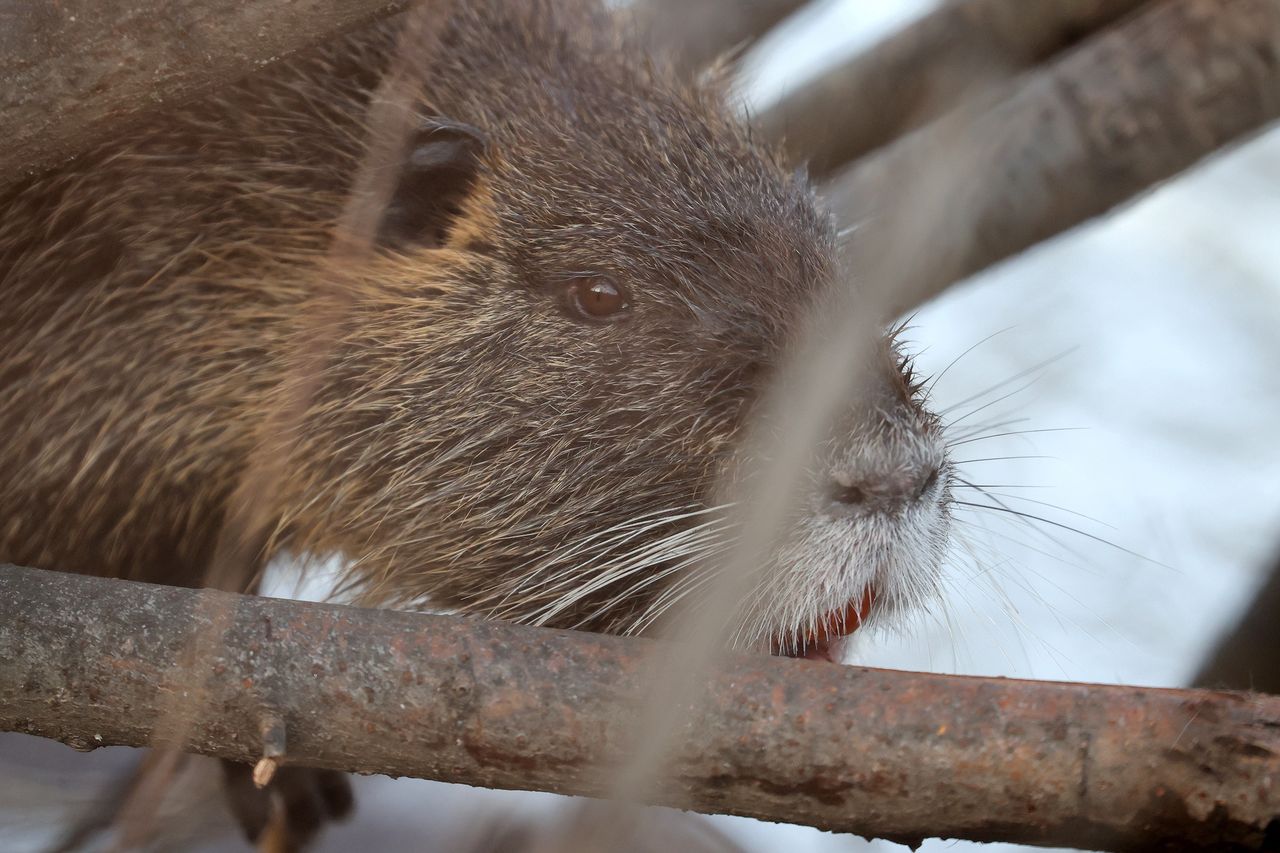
[263,476,951,659]
[733,481,953,657]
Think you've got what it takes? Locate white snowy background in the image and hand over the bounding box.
[4,1,1280,851]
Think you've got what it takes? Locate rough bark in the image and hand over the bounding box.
[826,0,1280,315]
[2,564,1279,852]
[756,0,1153,177]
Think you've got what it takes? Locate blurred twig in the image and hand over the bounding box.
[2,564,1278,852]
[113,5,460,848]
[757,0,1152,177]
[825,0,1280,314]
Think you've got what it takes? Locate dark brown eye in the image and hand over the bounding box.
[569,277,630,320]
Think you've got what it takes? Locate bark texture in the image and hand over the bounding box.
[2,564,1279,851]
[826,0,1280,314]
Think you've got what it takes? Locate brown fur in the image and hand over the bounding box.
[0,1,945,640]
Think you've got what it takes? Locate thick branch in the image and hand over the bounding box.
[757,0,1152,177]
[2,564,1278,851]
[0,0,410,187]
[0,0,796,189]
[826,0,1280,314]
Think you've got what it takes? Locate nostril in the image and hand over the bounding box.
[915,466,941,500]
[829,482,869,507]
[826,464,941,514]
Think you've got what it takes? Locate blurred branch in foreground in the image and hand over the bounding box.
[2,564,1278,852]
[824,0,1280,314]
[0,0,792,190]
[757,0,1152,177]
[0,0,411,188]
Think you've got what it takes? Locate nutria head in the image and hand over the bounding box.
[275,1,951,658]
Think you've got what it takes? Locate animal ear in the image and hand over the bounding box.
[376,118,486,251]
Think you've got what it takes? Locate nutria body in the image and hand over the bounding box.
[2,0,954,844]
[0,0,949,709]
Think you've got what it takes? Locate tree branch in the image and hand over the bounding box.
[0,0,411,188]
[0,0,799,189]
[757,0,1152,177]
[824,0,1280,315]
[2,563,1277,851]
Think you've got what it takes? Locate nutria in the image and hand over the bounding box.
[0,0,952,845]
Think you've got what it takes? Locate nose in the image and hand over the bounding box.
[825,463,940,516]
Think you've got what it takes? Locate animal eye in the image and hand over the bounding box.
[568,277,630,320]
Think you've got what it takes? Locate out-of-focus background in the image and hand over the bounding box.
[4,1,1280,851]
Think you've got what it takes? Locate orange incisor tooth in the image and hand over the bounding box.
[806,587,876,646]
[774,587,876,656]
